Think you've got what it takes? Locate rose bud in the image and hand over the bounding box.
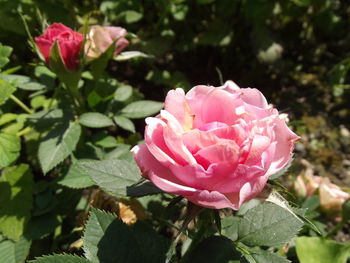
[132,81,300,210]
[319,177,350,214]
[294,171,321,198]
[84,25,129,61]
[35,23,83,71]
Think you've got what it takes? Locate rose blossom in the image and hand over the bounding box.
[35,23,83,71]
[294,160,349,215]
[294,160,321,197]
[319,178,350,213]
[84,25,129,61]
[132,81,299,210]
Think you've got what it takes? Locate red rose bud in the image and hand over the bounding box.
[35,23,83,71]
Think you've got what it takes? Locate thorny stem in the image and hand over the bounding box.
[165,202,202,263]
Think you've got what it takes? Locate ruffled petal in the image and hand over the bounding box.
[144,117,178,166]
[200,88,242,126]
[187,190,239,210]
[160,110,197,165]
[268,118,300,175]
[185,85,214,127]
[132,144,185,186]
[240,88,268,109]
[194,143,239,169]
[164,89,194,130]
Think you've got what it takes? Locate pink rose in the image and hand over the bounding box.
[294,161,321,197]
[319,178,349,214]
[84,26,129,61]
[35,23,83,71]
[132,81,299,209]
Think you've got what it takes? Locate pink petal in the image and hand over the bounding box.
[58,38,82,71]
[187,190,239,210]
[164,88,192,128]
[245,135,271,165]
[105,26,127,39]
[219,80,241,93]
[268,118,300,175]
[115,38,129,55]
[144,117,178,166]
[46,23,74,39]
[194,143,239,170]
[209,122,249,146]
[35,37,52,62]
[132,144,239,210]
[160,110,197,165]
[132,144,184,186]
[200,88,242,126]
[185,85,214,128]
[240,88,268,109]
[212,164,265,193]
[183,129,222,154]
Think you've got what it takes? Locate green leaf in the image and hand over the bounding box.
[131,221,169,263]
[127,180,163,197]
[0,113,17,126]
[244,247,290,263]
[91,133,118,148]
[0,44,13,69]
[222,216,240,241]
[27,109,65,128]
[114,51,150,61]
[0,79,16,105]
[122,10,143,23]
[79,112,114,128]
[104,144,131,160]
[0,74,45,91]
[78,160,141,196]
[83,209,141,263]
[114,116,135,133]
[58,161,95,189]
[38,121,82,174]
[29,254,90,263]
[184,235,241,263]
[0,165,34,241]
[171,4,189,21]
[0,236,31,263]
[114,85,132,102]
[237,203,303,247]
[0,132,21,168]
[26,214,60,240]
[291,0,311,6]
[83,209,167,263]
[296,237,350,263]
[90,39,116,79]
[120,100,163,119]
